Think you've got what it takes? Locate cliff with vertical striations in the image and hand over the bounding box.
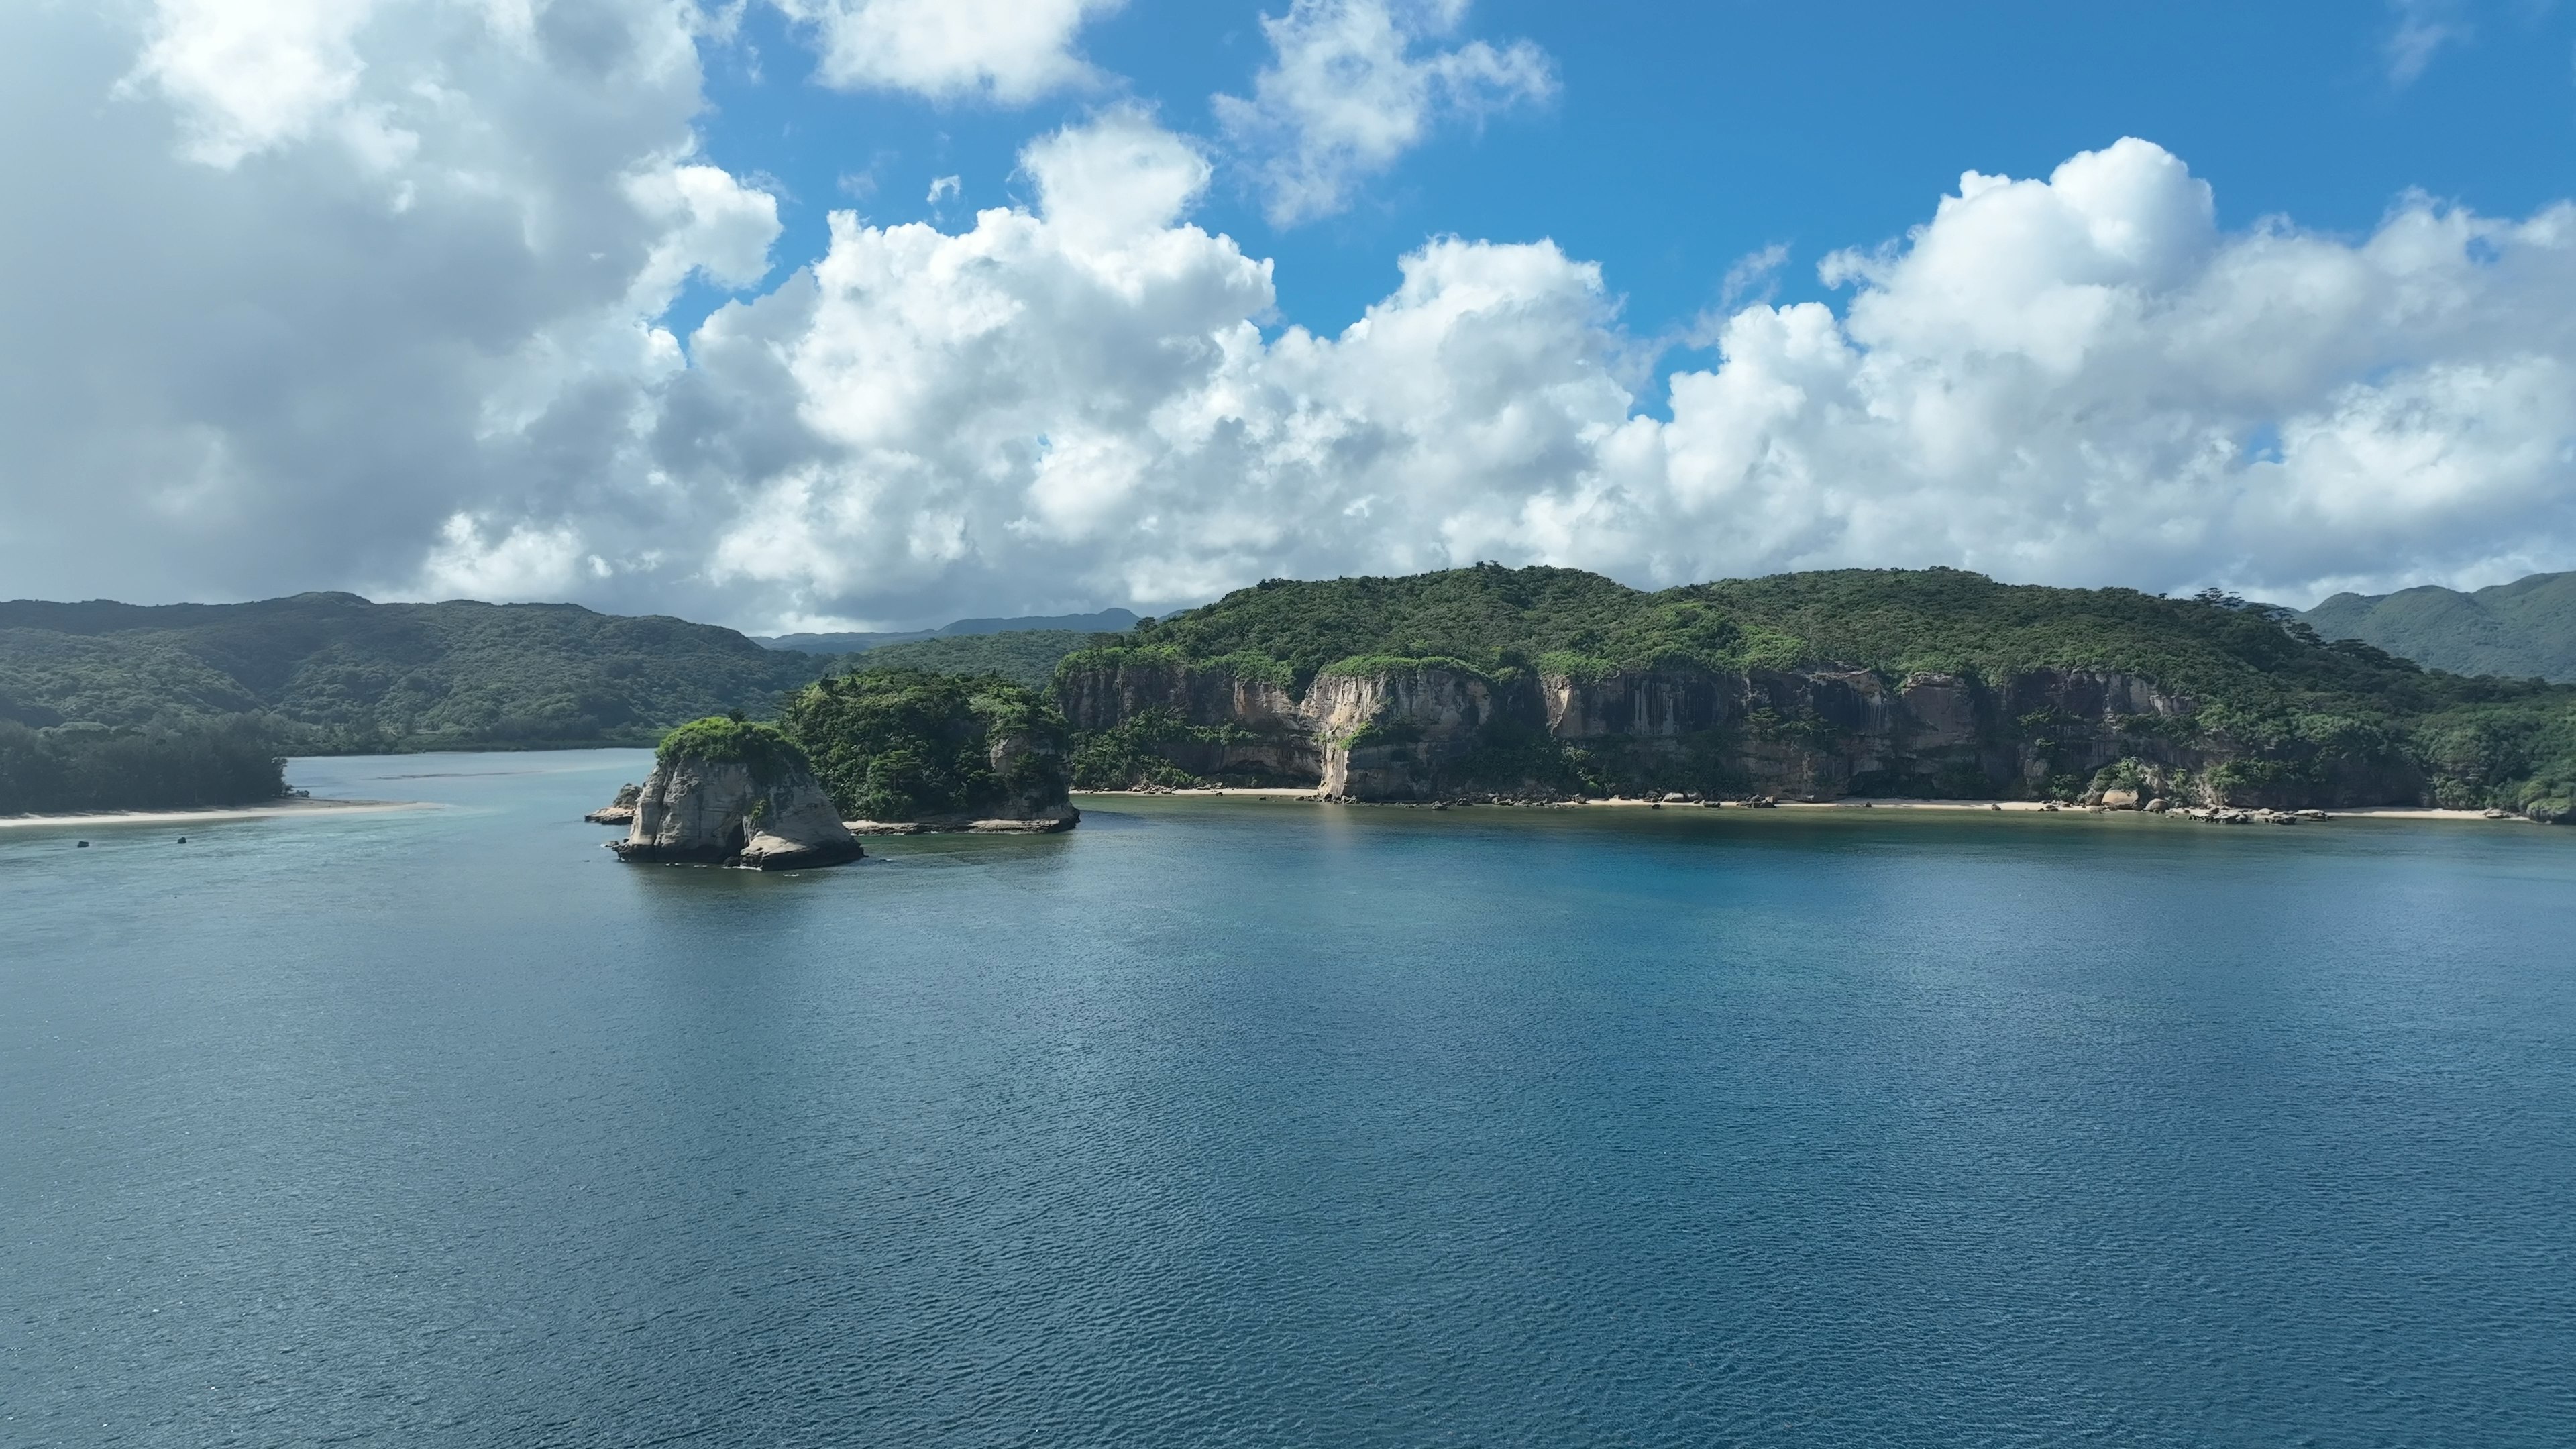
[1051,566,2575,817]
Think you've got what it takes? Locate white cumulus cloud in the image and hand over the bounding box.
[767,0,1122,103]
[1214,0,1554,225]
[419,513,596,600]
[1642,140,2576,598]
[653,126,2576,623]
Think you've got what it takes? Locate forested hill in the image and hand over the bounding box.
[0,592,824,750]
[1084,564,2569,712]
[2298,571,2575,683]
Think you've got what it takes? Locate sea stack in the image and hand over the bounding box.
[612,718,865,870]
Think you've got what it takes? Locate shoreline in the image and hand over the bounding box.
[1073,790,2536,824]
[0,798,433,831]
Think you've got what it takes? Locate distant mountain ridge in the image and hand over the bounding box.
[2298,572,2576,683]
[0,592,823,749]
[759,608,1138,655]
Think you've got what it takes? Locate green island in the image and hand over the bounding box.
[1051,566,2576,822]
[0,717,288,815]
[602,670,1077,866]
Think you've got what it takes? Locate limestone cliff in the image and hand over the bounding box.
[1055,657,1317,782]
[965,729,1081,830]
[612,746,864,869]
[1061,659,2429,809]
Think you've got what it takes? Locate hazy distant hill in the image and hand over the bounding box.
[2299,572,2576,682]
[0,592,824,749]
[761,608,1138,656]
[852,631,1115,690]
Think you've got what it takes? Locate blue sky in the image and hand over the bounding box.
[685,1,2576,358]
[8,0,2576,625]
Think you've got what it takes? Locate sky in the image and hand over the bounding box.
[4,1,2574,630]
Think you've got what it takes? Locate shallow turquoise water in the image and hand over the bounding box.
[6,749,2575,1447]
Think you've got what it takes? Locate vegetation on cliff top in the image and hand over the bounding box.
[1067,563,2528,703]
[775,668,1070,822]
[653,715,816,786]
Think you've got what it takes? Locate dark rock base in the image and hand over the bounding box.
[609,841,866,870]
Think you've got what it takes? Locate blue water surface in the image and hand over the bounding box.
[5,750,2574,1447]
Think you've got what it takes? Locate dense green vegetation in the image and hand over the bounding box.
[0,592,824,749]
[1065,710,1267,790]
[2299,571,2575,683]
[775,668,1070,821]
[0,716,287,815]
[859,630,1107,690]
[1067,567,1669,690]
[1054,565,2576,818]
[653,714,816,786]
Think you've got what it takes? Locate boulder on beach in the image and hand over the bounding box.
[612,718,865,871]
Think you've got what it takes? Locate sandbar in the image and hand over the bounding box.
[0,798,433,831]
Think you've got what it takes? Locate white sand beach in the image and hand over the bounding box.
[0,798,433,831]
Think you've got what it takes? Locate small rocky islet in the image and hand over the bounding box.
[595,669,1079,869]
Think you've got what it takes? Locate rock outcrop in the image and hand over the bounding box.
[612,752,864,870]
[584,782,641,825]
[1059,659,2430,810]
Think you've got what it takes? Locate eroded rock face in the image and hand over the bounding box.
[584,782,641,825]
[976,729,1082,829]
[612,758,864,869]
[1056,658,2424,808]
[1057,657,1319,782]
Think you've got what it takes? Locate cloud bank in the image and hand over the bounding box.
[4,3,2572,630]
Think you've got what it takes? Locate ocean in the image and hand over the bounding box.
[7,749,2574,1446]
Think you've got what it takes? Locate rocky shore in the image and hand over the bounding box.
[843,804,1080,835]
[1077,787,2546,827]
[584,782,640,826]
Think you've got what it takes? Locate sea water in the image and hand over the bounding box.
[5,749,2574,1447]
